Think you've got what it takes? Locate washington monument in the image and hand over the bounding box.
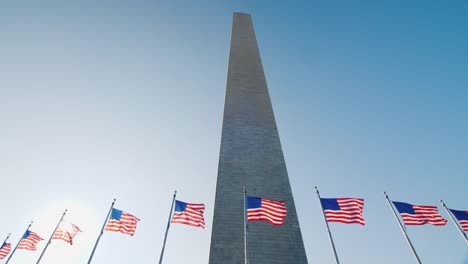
[209,13,308,264]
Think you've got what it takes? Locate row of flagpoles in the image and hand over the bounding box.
[314,188,467,264]
[238,187,467,264]
[0,192,207,264]
[1,188,467,263]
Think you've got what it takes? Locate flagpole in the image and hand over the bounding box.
[1,233,11,256]
[2,233,10,246]
[315,187,339,264]
[159,190,177,264]
[243,186,249,264]
[5,221,33,264]
[87,199,116,264]
[384,192,422,264]
[36,209,67,264]
[440,200,468,244]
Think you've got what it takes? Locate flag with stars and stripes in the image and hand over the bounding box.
[0,242,11,259]
[393,201,447,226]
[171,200,205,228]
[105,208,140,236]
[449,208,468,231]
[247,196,287,226]
[17,230,43,251]
[320,198,365,225]
[53,222,82,245]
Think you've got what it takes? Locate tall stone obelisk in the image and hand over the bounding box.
[209,13,308,264]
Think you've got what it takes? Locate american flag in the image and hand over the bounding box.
[320,198,365,225]
[0,242,11,260]
[247,196,287,226]
[393,201,447,226]
[105,208,140,236]
[17,230,43,251]
[449,209,468,231]
[53,222,82,245]
[171,200,205,228]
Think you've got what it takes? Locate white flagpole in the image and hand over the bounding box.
[315,187,339,264]
[36,209,67,264]
[384,192,422,264]
[1,233,11,255]
[5,221,33,264]
[1,233,10,246]
[159,190,177,264]
[243,186,249,264]
[440,200,468,244]
[87,199,116,264]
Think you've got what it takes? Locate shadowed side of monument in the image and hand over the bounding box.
[209,13,308,264]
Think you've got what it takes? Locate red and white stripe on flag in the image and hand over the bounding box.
[53,223,82,245]
[171,200,205,228]
[105,210,140,236]
[402,205,447,226]
[0,243,11,259]
[460,220,468,231]
[18,231,43,251]
[247,197,287,226]
[324,198,365,225]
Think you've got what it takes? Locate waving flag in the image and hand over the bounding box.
[0,242,11,259]
[17,230,43,251]
[449,209,468,231]
[393,201,447,226]
[320,198,365,225]
[53,222,82,245]
[171,200,205,228]
[105,208,140,236]
[247,196,287,226]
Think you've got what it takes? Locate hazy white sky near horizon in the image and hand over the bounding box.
[1,1,467,263]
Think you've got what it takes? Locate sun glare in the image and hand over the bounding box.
[17,199,103,264]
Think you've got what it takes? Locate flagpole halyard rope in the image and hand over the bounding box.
[315,187,340,264]
[384,192,422,264]
[440,200,468,244]
[159,190,177,264]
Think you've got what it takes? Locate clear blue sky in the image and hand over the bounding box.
[1,1,467,263]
